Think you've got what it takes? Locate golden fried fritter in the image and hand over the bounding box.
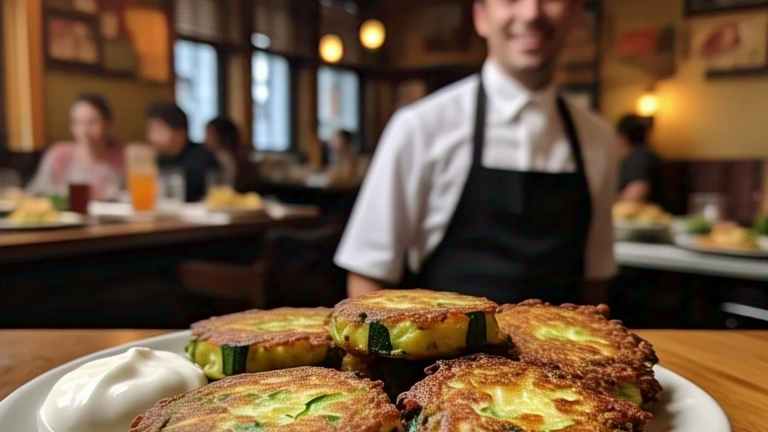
[497,300,661,404]
[330,289,503,360]
[130,367,402,432]
[398,355,651,432]
[187,308,334,379]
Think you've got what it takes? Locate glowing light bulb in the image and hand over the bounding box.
[637,92,660,117]
[360,19,386,50]
[319,34,344,64]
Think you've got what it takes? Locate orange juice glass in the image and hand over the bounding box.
[125,145,158,212]
[128,172,157,211]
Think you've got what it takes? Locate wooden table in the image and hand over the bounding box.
[0,211,318,264]
[0,330,765,431]
[0,210,321,328]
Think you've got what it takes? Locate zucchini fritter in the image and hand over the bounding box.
[130,367,402,432]
[330,289,503,360]
[187,307,333,379]
[398,355,651,432]
[497,300,661,405]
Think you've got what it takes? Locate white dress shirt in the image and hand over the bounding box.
[335,60,617,283]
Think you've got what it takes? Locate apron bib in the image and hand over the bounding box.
[408,77,593,304]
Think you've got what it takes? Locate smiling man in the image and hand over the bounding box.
[335,0,617,304]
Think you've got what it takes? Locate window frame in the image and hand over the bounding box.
[251,48,296,153]
[173,37,223,143]
[316,65,363,147]
[0,4,5,151]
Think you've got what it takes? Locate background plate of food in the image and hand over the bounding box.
[0,198,85,230]
[613,201,672,242]
[674,222,768,258]
[204,186,265,216]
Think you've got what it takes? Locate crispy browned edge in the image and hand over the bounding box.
[191,307,333,349]
[332,289,498,327]
[497,299,662,403]
[130,367,402,432]
[397,354,652,432]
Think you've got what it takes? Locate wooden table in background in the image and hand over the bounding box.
[0,212,318,264]
[0,330,765,431]
[0,211,321,328]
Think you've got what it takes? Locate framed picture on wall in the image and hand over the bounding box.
[686,0,768,16]
[44,11,103,70]
[691,12,768,75]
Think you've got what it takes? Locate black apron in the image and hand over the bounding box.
[408,77,593,304]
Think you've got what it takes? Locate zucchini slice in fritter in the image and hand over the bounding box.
[331,289,503,360]
[188,307,333,379]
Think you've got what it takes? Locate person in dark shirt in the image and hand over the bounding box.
[145,103,219,202]
[617,114,662,203]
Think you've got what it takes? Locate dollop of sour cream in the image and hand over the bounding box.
[38,347,207,432]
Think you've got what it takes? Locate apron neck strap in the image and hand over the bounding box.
[472,76,587,175]
[556,96,587,175]
[472,77,488,167]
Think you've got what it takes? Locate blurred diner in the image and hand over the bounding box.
[617,114,662,204]
[27,93,123,201]
[145,103,219,202]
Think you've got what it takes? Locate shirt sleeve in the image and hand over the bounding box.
[622,150,656,184]
[585,135,618,280]
[334,109,429,283]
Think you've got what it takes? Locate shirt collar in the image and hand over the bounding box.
[481,59,558,124]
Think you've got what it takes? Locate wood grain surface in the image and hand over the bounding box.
[0,330,765,431]
[0,212,317,264]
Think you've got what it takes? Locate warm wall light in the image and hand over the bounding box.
[319,34,344,63]
[360,19,386,50]
[636,91,660,117]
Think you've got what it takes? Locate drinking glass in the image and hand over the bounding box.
[159,168,186,212]
[126,145,158,213]
[689,193,726,223]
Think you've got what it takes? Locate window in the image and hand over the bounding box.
[317,66,359,142]
[174,39,219,143]
[252,51,291,151]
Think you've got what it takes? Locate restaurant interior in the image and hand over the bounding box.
[2,2,768,431]
[1,0,768,333]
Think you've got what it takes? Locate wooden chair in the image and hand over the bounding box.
[177,224,346,313]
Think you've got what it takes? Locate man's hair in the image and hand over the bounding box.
[617,114,652,147]
[146,102,188,131]
[74,93,113,121]
[336,129,354,144]
[207,117,241,157]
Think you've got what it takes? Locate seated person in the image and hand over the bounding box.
[325,129,358,184]
[204,117,260,191]
[27,94,123,200]
[145,103,218,202]
[617,114,661,203]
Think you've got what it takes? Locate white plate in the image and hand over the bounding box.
[0,331,731,432]
[207,206,266,217]
[675,234,768,258]
[0,212,85,230]
[615,222,670,242]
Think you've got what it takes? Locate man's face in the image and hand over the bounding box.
[147,119,183,156]
[474,0,582,75]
